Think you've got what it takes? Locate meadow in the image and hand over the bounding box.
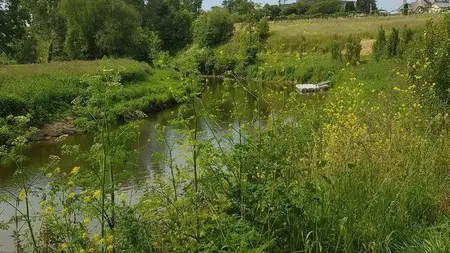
[1,13,450,253]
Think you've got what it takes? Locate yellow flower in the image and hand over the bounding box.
[107,245,114,252]
[19,188,27,200]
[68,192,76,199]
[45,206,54,214]
[93,190,101,199]
[83,196,92,203]
[60,243,68,250]
[93,233,101,242]
[106,234,114,244]
[70,166,80,175]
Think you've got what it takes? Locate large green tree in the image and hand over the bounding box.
[60,0,140,59]
[193,8,234,47]
[0,0,28,56]
[356,0,376,14]
[143,0,195,52]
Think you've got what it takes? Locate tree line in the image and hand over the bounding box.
[0,0,378,64]
[0,0,202,64]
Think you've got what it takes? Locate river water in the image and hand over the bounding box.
[0,79,293,251]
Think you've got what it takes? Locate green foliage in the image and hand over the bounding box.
[306,0,342,15]
[356,0,377,14]
[143,0,195,52]
[399,26,414,58]
[0,0,28,56]
[330,35,342,61]
[60,0,141,59]
[255,16,270,41]
[0,59,186,128]
[193,8,234,48]
[373,27,387,61]
[387,28,400,58]
[408,16,450,98]
[344,34,361,65]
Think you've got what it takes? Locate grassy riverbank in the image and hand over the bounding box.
[0,59,185,140]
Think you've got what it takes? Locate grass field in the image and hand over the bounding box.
[266,14,443,52]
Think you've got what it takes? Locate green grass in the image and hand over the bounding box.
[266,14,442,52]
[0,59,183,125]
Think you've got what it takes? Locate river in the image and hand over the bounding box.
[0,79,295,251]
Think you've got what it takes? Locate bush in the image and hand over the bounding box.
[193,8,235,48]
[330,35,342,61]
[387,28,400,58]
[256,17,270,41]
[399,26,414,58]
[345,35,361,65]
[373,27,387,61]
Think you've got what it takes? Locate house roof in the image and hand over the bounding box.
[433,2,450,8]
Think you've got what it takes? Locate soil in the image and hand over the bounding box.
[31,118,79,141]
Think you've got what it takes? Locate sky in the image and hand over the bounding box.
[202,0,403,12]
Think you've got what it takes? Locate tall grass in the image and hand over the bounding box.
[0,59,183,127]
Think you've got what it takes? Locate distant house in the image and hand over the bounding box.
[410,0,450,13]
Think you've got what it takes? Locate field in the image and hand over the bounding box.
[267,14,442,52]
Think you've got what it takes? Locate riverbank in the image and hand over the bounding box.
[0,59,188,143]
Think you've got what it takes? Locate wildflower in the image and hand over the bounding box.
[93,190,101,199]
[60,243,68,250]
[70,166,80,175]
[106,234,114,244]
[83,196,92,203]
[68,180,74,187]
[393,87,401,91]
[83,217,90,224]
[68,192,76,199]
[19,188,27,200]
[45,206,53,214]
[93,233,101,242]
[47,173,52,178]
[107,245,114,252]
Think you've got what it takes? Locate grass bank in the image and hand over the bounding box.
[0,59,185,143]
[0,59,184,123]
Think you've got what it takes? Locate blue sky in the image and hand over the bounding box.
[202,0,402,12]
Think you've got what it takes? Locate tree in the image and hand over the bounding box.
[60,0,140,59]
[0,0,29,56]
[356,0,376,14]
[193,8,234,47]
[222,0,255,17]
[307,0,342,15]
[143,0,195,51]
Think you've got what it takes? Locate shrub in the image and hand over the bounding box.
[193,8,235,48]
[387,28,400,58]
[345,35,361,65]
[256,16,270,41]
[373,27,387,61]
[399,26,414,58]
[330,35,342,61]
